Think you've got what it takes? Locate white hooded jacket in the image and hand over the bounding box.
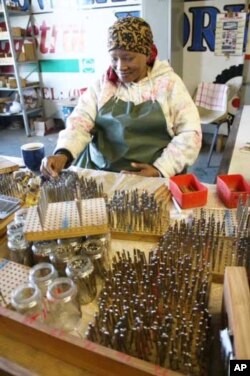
[55,60,202,177]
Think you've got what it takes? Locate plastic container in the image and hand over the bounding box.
[169,173,208,209]
[216,174,250,208]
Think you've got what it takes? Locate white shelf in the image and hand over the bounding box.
[0,1,44,136]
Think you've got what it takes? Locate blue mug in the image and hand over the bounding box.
[21,142,45,171]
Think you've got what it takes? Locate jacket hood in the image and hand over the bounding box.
[149,59,173,79]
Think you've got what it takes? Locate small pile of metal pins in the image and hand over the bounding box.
[41,172,104,203]
[0,173,20,197]
[106,189,169,234]
[86,243,211,375]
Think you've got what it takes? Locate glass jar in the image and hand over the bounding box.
[29,262,58,297]
[86,233,111,264]
[66,255,96,305]
[32,240,57,264]
[82,239,109,279]
[11,282,46,322]
[49,244,81,276]
[46,277,81,333]
[14,207,28,224]
[7,221,32,266]
[57,237,84,253]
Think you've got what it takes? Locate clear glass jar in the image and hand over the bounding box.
[11,282,46,322]
[66,255,96,305]
[7,221,32,266]
[57,237,84,253]
[14,207,28,224]
[32,240,57,264]
[82,239,109,279]
[29,262,58,297]
[46,277,81,333]
[49,244,81,276]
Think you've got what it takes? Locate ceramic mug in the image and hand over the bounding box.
[21,142,45,171]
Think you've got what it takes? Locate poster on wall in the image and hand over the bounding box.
[214,12,246,56]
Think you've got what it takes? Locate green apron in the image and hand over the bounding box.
[75,96,171,172]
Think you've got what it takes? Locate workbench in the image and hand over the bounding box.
[0,169,250,376]
[219,105,250,181]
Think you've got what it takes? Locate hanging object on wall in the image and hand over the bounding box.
[214,10,246,57]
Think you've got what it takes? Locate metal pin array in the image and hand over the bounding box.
[0,173,20,197]
[236,195,250,237]
[190,206,250,274]
[106,189,170,234]
[41,171,104,203]
[86,242,212,375]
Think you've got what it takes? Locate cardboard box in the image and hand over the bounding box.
[7,77,26,88]
[32,118,55,136]
[24,41,36,61]
[11,27,25,37]
[169,173,208,209]
[17,51,26,62]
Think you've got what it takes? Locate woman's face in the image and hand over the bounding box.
[109,49,148,83]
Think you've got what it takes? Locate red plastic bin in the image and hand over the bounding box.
[216,174,250,208]
[169,173,208,209]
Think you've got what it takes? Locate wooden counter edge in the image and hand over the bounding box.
[0,306,182,376]
[223,266,250,359]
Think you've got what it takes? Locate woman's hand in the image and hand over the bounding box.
[40,154,68,178]
[121,162,161,177]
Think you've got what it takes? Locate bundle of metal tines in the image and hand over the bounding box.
[190,204,250,274]
[106,189,170,234]
[0,173,20,198]
[236,195,250,237]
[86,246,211,375]
[41,171,104,203]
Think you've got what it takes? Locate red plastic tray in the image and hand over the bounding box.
[169,173,208,209]
[216,174,250,208]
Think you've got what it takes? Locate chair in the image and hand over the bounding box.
[194,82,229,167]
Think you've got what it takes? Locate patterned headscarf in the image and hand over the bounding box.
[107,16,153,56]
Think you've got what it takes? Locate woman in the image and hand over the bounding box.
[41,16,201,178]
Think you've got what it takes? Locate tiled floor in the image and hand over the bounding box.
[0,121,223,183]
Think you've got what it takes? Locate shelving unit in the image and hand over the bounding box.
[0,1,44,136]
